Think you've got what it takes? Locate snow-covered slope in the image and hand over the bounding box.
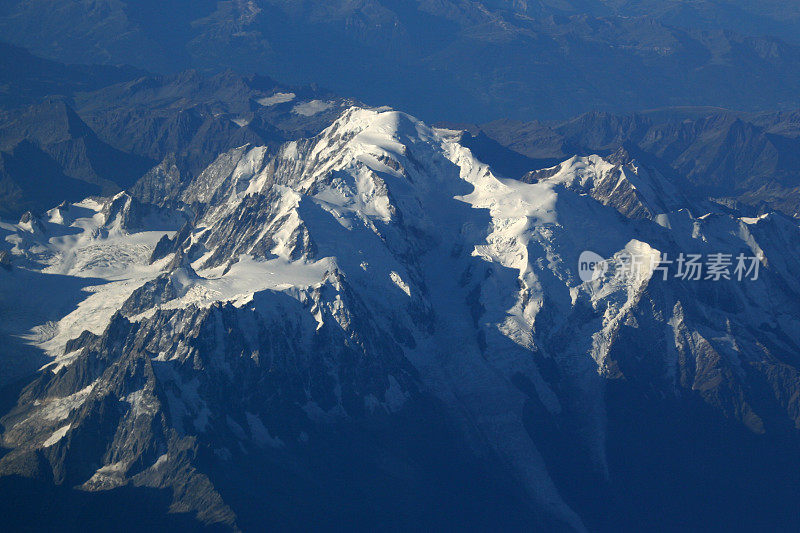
[2,105,800,530]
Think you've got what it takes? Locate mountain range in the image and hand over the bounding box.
[3,1,800,121]
[451,107,800,216]
[2,97,800,530]
[2,3,800,531]
[6,64,800,221]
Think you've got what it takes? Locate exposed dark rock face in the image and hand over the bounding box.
[0,250,11,270]
[0,99,152,218]
[0,99,154,191]
[0,141,101,218]
[0,275,438,530]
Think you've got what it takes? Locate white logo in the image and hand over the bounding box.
[578,250,608,282]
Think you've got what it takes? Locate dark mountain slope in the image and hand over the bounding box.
[0,41,144,109]
[72,70,348,179]
[3,2,800,121]
[0,141,99,218]
[0,98,153,200]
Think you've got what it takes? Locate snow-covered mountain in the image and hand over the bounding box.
[465,109,800,217]
[2,105,800,530]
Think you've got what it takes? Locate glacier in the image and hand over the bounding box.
[1,104,800,530]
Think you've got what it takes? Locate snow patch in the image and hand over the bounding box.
[43,424,71,447]
[293,100,332,116]
[389,271,411,296]
[256,92,296,106]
